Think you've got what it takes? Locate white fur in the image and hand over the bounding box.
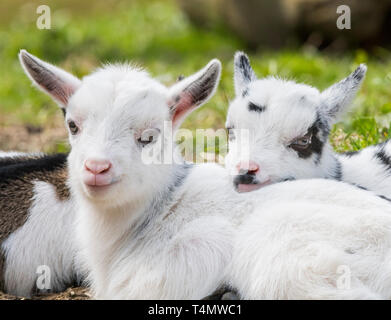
[0,151,42,158]
[229,180,391,299]
[18,50,391,300]
[2,182,79,296]
[339,144,391,197]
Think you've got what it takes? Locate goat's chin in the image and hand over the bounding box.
[80,179,150,208]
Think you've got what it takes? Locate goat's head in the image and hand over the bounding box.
[19,50,221,206]
[225,51,366,193]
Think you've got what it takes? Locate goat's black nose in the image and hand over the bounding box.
[234,173,256,186]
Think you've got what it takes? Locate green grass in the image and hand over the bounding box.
[1,0,391,155]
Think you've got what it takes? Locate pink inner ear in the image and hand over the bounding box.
[171,92,194,126]
[63,84,77,103]
[46,82,76,105]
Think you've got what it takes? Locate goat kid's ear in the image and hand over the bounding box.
[167,59,221,128]
[234,51,256,97]
[19,49,81,109]
[320,64,367,122]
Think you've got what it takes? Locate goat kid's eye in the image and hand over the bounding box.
[290,135,312,149]
[137,128,160,147]
[67,120,79,135]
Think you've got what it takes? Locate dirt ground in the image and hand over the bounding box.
[0,121,67,154]
[0,287,91,300]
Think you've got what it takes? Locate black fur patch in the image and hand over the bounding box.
[202,286,240,300]
[233,173,257,187]
[375,146,391,172]
[356,185,368,191]
[0,153,68,181]
[314,113,330,138]
[351,65,365,82]
[333,158,342,180]
[237,54,254,84]
[291,118,325,160]
[248,102,265,113]
[242,88,249,98]
[379,194,391,202]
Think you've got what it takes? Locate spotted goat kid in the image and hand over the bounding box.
[225,52,391,198]
[18,50,391,299]
[0,151,81,297]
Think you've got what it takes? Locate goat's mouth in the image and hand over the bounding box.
[233,174,272,193]
[82,175,121,195]
[83,182,120,200]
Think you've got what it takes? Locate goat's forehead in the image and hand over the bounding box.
[229,100,317,133]
[228,80,320,136]
[67,72,169,123]
[247,79,320,105]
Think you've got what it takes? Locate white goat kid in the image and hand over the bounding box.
[20,50,391,300]
[226,52,391,198]
[19,52,235,299]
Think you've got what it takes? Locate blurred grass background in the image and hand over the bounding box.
[1,0,391,156]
